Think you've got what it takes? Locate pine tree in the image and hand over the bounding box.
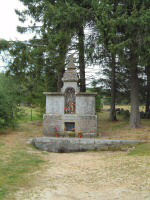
[94,0,150,128]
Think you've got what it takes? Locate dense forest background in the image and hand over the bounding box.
[0,0,150,129]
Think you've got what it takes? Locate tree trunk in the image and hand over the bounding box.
[78,25,86,92]
[145,66,150,112]
[57,69,65,92]
[110,53,117,121]
[57,43,68,92]
[130,52,140,128]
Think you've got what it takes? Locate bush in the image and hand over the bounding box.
[96,95,103,112]
[0,74,20,128]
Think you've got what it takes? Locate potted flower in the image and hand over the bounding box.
[55,127,59,137]
[78,132,83,138]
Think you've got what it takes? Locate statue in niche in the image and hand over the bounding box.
[64,87,76,114]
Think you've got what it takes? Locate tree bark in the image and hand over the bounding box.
[130,52,140,128]
[110,53,117,121]
[145,66,150,112]
[57,69,65,92]
[57,43,68,92]
[78,25,86,92]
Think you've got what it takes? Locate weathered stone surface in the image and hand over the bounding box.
[62,55,78,82]
[32,137,144,153]
[61,82,79,93]
[45,96,64,114]
[43,114,63,136]
[76,115,97,133]
[76,96,96,115]
[43,114,97,135]
[82,133,97,138]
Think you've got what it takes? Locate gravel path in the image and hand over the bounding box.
[16,151,150,200]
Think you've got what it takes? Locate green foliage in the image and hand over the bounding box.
[94,0,150,65]
[13,0,94,92]
[0,74,21,128]
[88,86,103,111]
[0,39,9,51]
[96,95,103,112]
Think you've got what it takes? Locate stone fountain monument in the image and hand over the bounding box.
[43,55,97,136]
[32,56,144,152]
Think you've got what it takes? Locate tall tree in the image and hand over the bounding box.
[110,53,117,121]
[78,25,86,92]
[94,0,150,128]
[91,1,119,121]
[15,0,94,92]
[15,0,72,91]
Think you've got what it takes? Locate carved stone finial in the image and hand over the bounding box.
[62,54,78,82]
[68,54,76,69]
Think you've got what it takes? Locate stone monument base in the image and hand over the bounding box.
[43,114,97,136]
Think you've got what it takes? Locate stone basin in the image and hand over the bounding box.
[32,137,145,153]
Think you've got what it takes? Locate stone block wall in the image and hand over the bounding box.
[43,114,63,136]
[76,115,97,133]
[76,95,96,115]
[45,94,64,114]
[43,114,97,136]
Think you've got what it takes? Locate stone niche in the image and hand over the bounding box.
[43,56,97,136]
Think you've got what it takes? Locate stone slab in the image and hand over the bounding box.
[32,137,145,153]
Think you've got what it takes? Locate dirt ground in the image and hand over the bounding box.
[15,151,150,200]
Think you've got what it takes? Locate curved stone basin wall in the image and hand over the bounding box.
[32,137,144,153]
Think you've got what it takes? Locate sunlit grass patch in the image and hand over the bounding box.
[17,106,43,123]
[99,111,129,132]
[103,105,146,112]
[128,143,150,156]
